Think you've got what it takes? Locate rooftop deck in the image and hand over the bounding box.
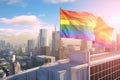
[2,51,120,80]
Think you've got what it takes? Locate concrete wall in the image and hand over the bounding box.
[4,60,87,80]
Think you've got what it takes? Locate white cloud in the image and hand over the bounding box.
[0,15,43,26]
[0,15,55,44]
[44,0,76,3]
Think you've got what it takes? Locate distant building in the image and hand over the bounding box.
[5,42,11,49]
[104,40,117,52]
[27,40,35,53]
[39,29,50,47]
[61,45,71,59]
[52,31,60,60]
[40,46,50,55]
[0,40,5,50]
[32,55,55,67]
[80,40,92,51]
[21,47,26,53]
[111,40,116,51]
[9,62,21,75]
[38,29,52,55]
[117,33,120,50]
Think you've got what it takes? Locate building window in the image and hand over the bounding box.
[90,59,120,80]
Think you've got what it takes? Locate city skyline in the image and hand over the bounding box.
[0,0,120,43]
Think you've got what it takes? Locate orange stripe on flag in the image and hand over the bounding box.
[94,17,113,47]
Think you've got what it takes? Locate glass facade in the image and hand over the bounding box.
[90,59,120,80]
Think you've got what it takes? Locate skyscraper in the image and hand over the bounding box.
[52,31,60,60]
[27,39,35,53]
[38,29,52,55]
[38,29,51,47]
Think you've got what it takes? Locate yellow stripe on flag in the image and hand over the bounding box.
[60,19,96,28]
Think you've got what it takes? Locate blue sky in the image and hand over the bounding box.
[0,0,78,30]
[0,0,120,43]
[0,0,120,29]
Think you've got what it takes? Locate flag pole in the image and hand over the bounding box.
[88,50,91,80]
[54,24,57,58]
[59,39,62,59]
[81,40,91,80]
[59,8,62,60]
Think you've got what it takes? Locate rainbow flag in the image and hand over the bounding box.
[60,9,97,41]
[60,9,114,48]
[94,17,114,48]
